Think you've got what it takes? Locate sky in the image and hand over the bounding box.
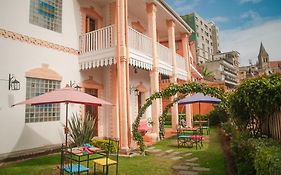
[166,0,281,66]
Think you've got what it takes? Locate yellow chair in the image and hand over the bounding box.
[93,138,119,175]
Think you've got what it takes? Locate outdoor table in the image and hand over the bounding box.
[179,127,203,149]
[61,145,106,175]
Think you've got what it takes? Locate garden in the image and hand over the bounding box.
[0,74,280,175]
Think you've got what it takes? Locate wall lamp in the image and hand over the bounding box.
[69,81,81,90]
[8,74,20,90]
[129,85,139,96]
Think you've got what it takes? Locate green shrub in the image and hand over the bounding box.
[208,105,228,126]
[231,137,281,175]
[164,113,172,125]
[91,139,118,153]
[254,139,281,175]
[231,136,256,175]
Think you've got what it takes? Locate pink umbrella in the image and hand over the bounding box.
[12,86,111,146]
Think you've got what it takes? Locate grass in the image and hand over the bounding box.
[0,127,226,175]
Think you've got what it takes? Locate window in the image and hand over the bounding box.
[29,0,62,32]
[25,77,61,123]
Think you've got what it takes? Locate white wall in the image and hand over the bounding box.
[0,37,80,155]
[129,67,151,126]
[0,0,81,49]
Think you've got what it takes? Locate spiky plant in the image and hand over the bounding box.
[68,112,96,146]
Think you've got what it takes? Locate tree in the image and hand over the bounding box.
[201,67,214,81]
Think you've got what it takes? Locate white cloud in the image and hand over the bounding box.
[240,0,262,4]
[209,16,229,23]
[240,10,261,22]
[220,18,281,66]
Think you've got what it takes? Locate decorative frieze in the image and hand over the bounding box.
[0,28,79,55]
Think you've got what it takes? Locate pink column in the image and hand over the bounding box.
[116,0,129,151]
[182,33,192,128]
[147,3,160,136]
[167,20,178,132]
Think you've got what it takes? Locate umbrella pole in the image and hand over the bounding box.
[199,102,202,132]
[65,103,69,147]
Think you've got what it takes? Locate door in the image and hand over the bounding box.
[86,16,96,32]
[84,88,98,136]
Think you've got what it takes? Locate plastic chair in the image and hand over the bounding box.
[93,138,119,175]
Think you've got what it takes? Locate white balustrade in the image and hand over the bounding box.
[158,43,172,65]
[176,54,187,71]
[128,27,152,57]
[79,25,115,54]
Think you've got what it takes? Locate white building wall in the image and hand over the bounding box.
[0,0,81,49]
[0,0,83,156]
[129,68,151,126]
[0,37,80,155]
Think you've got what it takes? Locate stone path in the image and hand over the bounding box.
[146,147,210,175]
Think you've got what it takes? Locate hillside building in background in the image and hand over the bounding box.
[181,12,220,64]
[239,42,281,81]
[203,51,240,89]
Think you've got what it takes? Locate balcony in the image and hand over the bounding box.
[78,25,188,80]
[79,25,116,70]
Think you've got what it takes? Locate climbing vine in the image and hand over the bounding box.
[228,74,281,137]
[132,82,225,152]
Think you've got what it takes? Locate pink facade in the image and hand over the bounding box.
[77,0,203,151]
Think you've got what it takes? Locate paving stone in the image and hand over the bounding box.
[155,152,167,157]
[184,162,200,166]
[185,157,199,162]
[167,151,181,156]
[172,165,190,171]
[192,167,210,171]
[171,156,183,161]
[147,146,156,150]
[178,170,199,175]
[165,149,174,153]
[184,153,193,157]
[146,149,162,154]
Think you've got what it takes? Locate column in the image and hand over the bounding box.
[167,20,178,132]
[147,3,160,136]
[182,33,192,128]
[116,0,129,151]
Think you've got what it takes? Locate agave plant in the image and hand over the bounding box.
[68,112,96,146]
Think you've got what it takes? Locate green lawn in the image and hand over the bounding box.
[0,127,226,175]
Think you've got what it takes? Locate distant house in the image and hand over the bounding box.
[239,42,281,81]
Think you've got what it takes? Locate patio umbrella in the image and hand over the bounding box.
[12,86,111,146]
[178,93,221,127]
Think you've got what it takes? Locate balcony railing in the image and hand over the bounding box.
[176,54,186,71]
[128,27,152,57]
[79,25,115,54]
[158,43,172,75]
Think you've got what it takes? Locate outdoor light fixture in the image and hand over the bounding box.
[129,85,139,96]
[8,74,20,90]
[69,81,81,90]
